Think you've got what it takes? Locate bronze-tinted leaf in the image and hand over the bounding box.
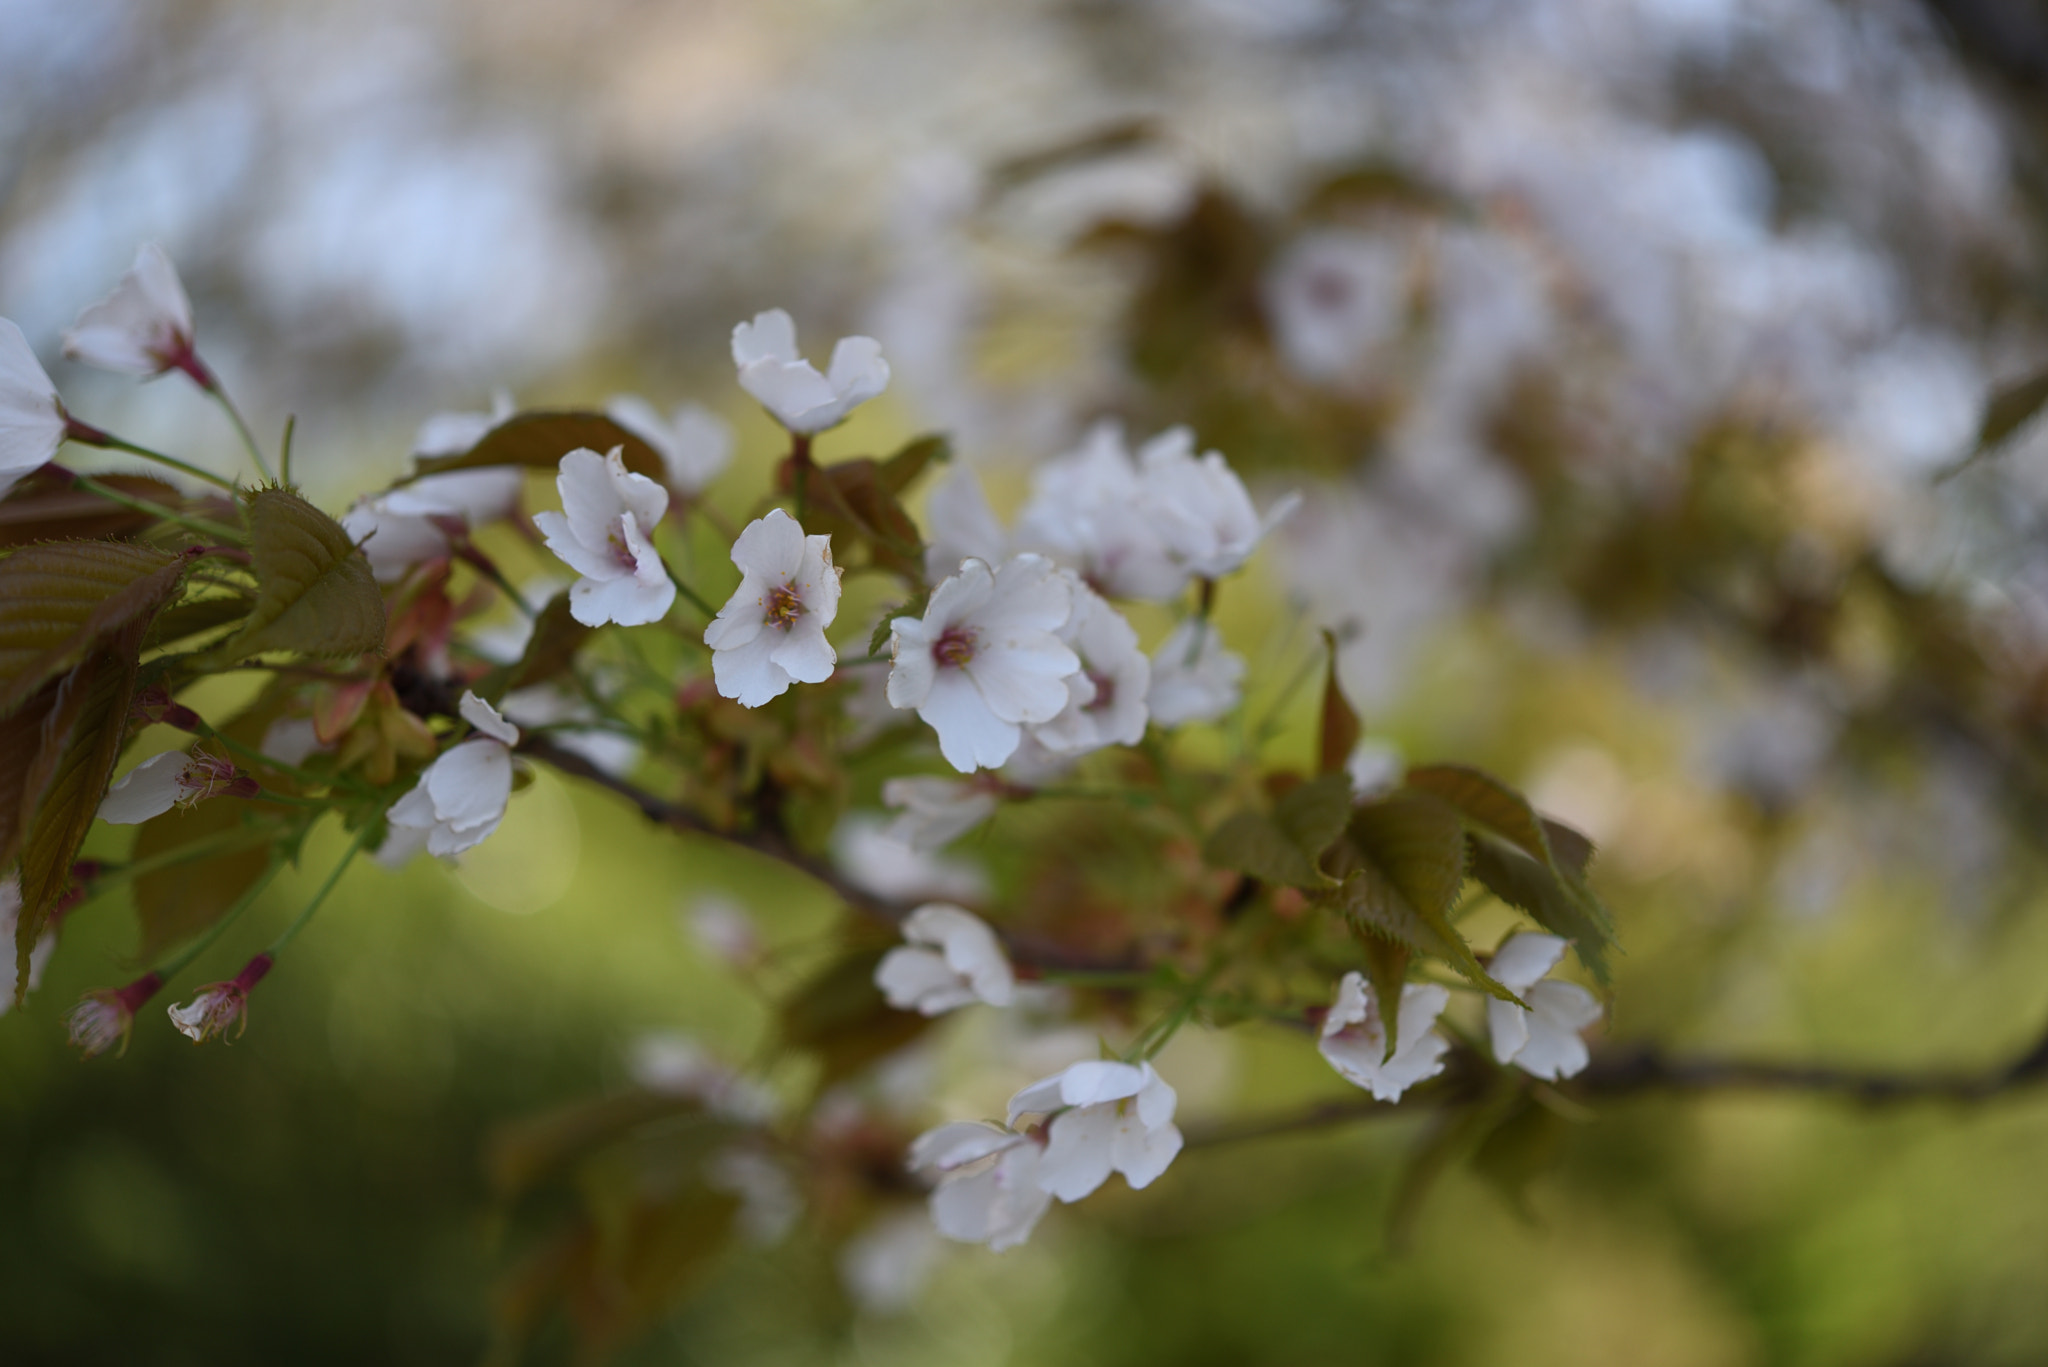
[1348,789,1516,1001]
[407,410,664,483]
[144,594,253,650]
[1467,833,1611,985]
[1317,630,1361,777]
[503,592,593,694]
[877,433,950,495]
[220,488,384,659]
[130,799,274,961]
[0,540,193,715]
[802,459,926,579]
[1405,764,1553,865]
[1203,774,1351,889]
[0,471,183,547]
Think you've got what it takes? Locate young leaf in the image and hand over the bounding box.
[877,433,951,494]
[130,799,275,961]
[219,489,385,659]
[1348,790,1518,1002]
[0,471,184,547]
[1357,931,1412,1061]
[1317,629,1361,777]
[406,410,665,483]
[144,594,253,650]
[0,540,195,716]
[1467,833,1612,984]
[486,1090,711,1203]
[1204,775,1351,888]
[803,459,927,579]
[1404,764,1553,865]
[503,592,593,694]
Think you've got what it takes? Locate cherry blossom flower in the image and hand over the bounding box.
[839,1208,944,1312]
[703,509,841,707]
[383,692,520,862]
[166,953,272,1044]
[908,1120,1052,1251]
[833,814,989,905]
[608,395,733,495]
[1264,229,1411,383]
[1137,427,1299,581]
[686,896,762,967]
[98,750,256,825]
[1015,423,1186,601]
[1486,932,1602,1080]
[1007,1059,1184,1202]
[1317,972,1452,1102]
[1,878,56,1018]
[1146,619,1246,727]
[922,463,1008,582]
[881,775,999,851]
[62,243,204,381]
[886,554,1079,773]
[1031,579,1150,755]
[0,318,71,498]
[412,389,515,458]
[65,973,163,1057]
[875,903,1015,1015]
[533,446,676,627]
[707,1147,803,1243]
[629,1032,780,1123]
[341,468,525,582]
[731,308,890,434]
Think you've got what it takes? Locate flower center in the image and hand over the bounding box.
[763,582,805,628]
[1304,264,1353,313]
[606,516,641,573]
[1084,670,1116,712]
[932,625,978,669]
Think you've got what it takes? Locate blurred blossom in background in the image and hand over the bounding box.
[11,0,2048,1363]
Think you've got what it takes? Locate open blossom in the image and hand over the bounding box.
[1031,579,1150,755]
[922,463,1008,582]
[0,318,70,498]
[1,878,57,1018]
[1015,423,1186,601]
[98,750,256,825]
[1138,427,1299,581]
[66,974,163,1057]
[608,395,733,495]
[166,954,272,1044]
[731,308,890,434]
[1318,973,1452,1102]
[341,468,525,582]
[1487,932,1602,1081]
[413,389,514,458]
[534,446,675,627]
[875,903,1015,1014]
[383,692,520,862]
[1007,1059,1184,1203]
[833,814,989,906]
[909,1121,1052,1251]
[881,775,999,851]
[1264,229,1411,383]
[62,243,202,380]
[887,554,1080,773]
[1146,619,1246,727]
[703,509,841,707]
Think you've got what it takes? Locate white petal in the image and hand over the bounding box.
[909,1120,1020,1174]
[770,619,838,685]
[1112,1117,1183,1189]
[886,617,937,709]
[923,465,1008,581]
[1488,998,1532,1065]
[1132,1066,1178,1129]
[1037,1103,1119,1202]
[569,567,674,627]
[0,319,66,492]
[1006,1075,1069,1127]
[1490,932,1568,992]
[62,243,193,375]
[731,509,808,581]
[875,946,975,1015]
[825,335,890,408]
[1055,1060,1150,1108]
[919,670,1020,773]
[423,739,512,832]
[731,309,799,368]
[711,627,793,707]
[458,691,520,746]
[96,752,188,824]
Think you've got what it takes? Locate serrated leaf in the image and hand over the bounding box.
[503,592,593,694]
[877,433,951,494]
[1325,857,1457,960]
[1204,774,1352,888]
[1404,764,1552,864]
[1318,630,1361,777]
[869,591,930,659]
[144,594,253,650]
[1348,790,1518,1002]
[1543,818,1595,879]
[407,410,665,483]
[1467,833,1611,985]
[220,489,385,659]
[0,540,194,716]
[0,471,184,546]
[16,627,147,989]
[1357,932,1412,1061]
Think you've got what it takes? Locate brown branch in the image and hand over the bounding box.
[519,734,907,923]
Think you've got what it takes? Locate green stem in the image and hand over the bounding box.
[210,386,277,484]
[266,822,375,955]
[662,558,718,618]
[73,475,246,544]
[88,435,240,492]
[280,415,298,486]
[152,854,289,983]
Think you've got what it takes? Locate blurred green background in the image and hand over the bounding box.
[12,0,2048,1362]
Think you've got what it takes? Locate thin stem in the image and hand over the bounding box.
[280,415,298,486]
[663,557,718,618]
[789,433,814,518]
[73,475,246,544]
[210,385,277,484]
[84,434,240,492]
[85,823,281,895]
[151,854,289,983]
[266,821,375,955]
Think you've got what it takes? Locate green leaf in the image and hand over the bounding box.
[1317,630,1361,777]
[877,433,951,495]
[218,489,385,659]
[0,540,194,716]
[0,471,184,547]
[15,627,149,990]
[804,459,927,579]
[1544,818,1595,879]
[868,590,930,659]
[1467,833,1612,984]
[1404,764,1552,864]
[1347,789,1517,1002]
[144,593,254,650]
[1357,932,1412,1061]
[503,592,594,694]
[1203,773,1353,888]
[407,410,666,483]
